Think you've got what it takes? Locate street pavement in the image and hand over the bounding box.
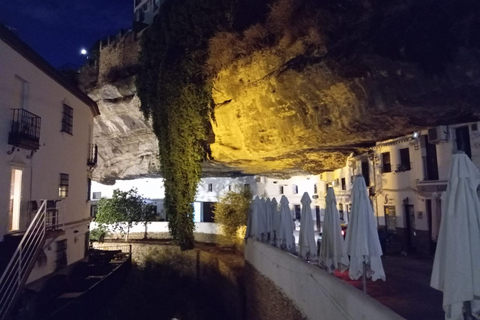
[334,255,444,320]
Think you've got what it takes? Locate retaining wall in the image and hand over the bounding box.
[245,239,405,320]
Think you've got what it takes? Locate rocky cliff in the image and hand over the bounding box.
[85,0,480,182]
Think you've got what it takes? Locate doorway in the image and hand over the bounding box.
[403,202,416,254]
[9,168,23,231]
[456,126,472,158]
[425,200,437,256]
[424,136,439,180]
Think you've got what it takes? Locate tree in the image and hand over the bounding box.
[141,203,158,239]
[96,188,144,242]
[214,187,252,244]
[137,0,236,250]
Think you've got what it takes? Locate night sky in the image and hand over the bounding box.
[0,0,133,68]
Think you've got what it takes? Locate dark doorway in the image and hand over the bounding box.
[315,206,321,231]
[424,136,439,180]
[403,202,416,254]
[384,206,397,233]
[425,200,437,256]
[202,202,216,222]
[294,205,301,220]
[361,160,370,186]
[456,126,472,158]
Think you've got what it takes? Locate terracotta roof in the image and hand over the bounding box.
[0,25,100,116]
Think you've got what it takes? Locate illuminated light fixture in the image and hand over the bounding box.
[80,48,87,55]
[412,131,420,139]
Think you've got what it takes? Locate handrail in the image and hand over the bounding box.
[0,200,47,320]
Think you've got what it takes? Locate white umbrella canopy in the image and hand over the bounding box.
[345,175,385,284]
[299,192,318,261]
[278,195,296,252]
[247,196,264,241]
[431,152,480,320]
[319,187,349,273]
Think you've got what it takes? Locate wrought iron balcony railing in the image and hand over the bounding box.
[8,109,41,151]
[88,143,98,167]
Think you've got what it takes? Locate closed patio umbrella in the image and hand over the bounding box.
[246,196,264,241]
[319,187,349,273]
[345,175,385,291]
[431,152,480,320]
[278,195,295,253]
[299,192,318,261]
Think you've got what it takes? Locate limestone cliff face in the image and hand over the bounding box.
[89,82,160,184]
[86,0,480,181]
[210,46,480,175]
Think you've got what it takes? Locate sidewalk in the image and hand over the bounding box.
[334,255,444,320]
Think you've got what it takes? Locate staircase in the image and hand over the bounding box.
[0,200,47,320]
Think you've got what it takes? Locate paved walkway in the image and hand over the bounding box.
[334,255,444,320]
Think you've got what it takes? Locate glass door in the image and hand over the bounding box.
[9,169,23,231]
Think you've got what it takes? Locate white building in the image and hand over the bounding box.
[91,174,323,228]
[321,122,480,257]
[0,23,99,296]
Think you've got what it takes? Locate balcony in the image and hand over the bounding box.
[8,109,41,151]
[88,143,98,167]
[417,179,448,193]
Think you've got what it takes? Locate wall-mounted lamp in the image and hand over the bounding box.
[412,131,420,139]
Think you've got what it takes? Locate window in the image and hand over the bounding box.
[361,160,370,186]
[87,178,91,201]
[293,185,298,194]
[208,183,213,192]
[92,192,102,200]
[398,148,411,171]
[279,186,284,194]
[313,184,317,194]
[61,104,73,134]
[382,152,391,173]
[59,173,69,198]
[455,126,472,158]
[339,203,344,220]
[341,178,346,190]
[14,75,29,110]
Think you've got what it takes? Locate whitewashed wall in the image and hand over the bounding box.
[245,239,405,320]
[0,36,96,283]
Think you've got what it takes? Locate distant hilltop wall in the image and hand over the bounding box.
[98,30,141,84]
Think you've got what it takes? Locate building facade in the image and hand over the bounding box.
[321,122,480,257]
[0,26,99,284]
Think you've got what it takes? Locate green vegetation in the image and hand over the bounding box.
[214,188,252,244]
[137,0,237,250]
[95,188,156,241]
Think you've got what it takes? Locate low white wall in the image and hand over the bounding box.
[245,239,405,320]
[91,221,219,235]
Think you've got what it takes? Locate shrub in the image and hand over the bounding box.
[214,187,252,243]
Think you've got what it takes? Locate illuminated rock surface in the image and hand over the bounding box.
[86,0,480,181]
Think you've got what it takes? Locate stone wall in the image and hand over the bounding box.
[98,31,140,84]
[92,242,245,320]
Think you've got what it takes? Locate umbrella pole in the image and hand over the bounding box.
[463,301,472,320]
[362,261,367,293]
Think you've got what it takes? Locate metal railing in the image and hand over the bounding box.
[8,109,41,150]
[87,143,98,167]
[0,200,47,320]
